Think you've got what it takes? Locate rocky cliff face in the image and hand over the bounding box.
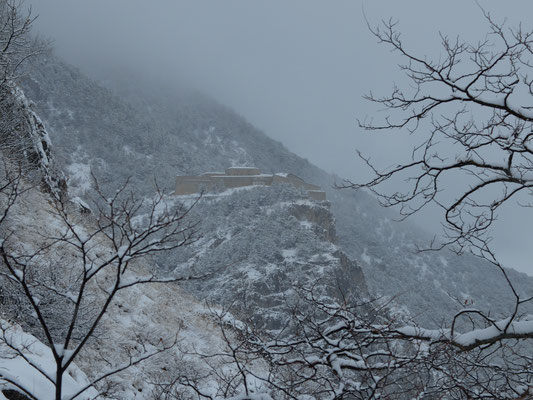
[0,85,66,197]
[289,201,337,243]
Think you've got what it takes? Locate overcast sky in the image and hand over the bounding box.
[28,0,533,274]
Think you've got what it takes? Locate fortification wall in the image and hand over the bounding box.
[225,167,261,176]
[308,190,327,201]
[175,176,215,195]
[175,168,326,201]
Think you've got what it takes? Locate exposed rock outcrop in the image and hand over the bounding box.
[0,85,66,198]
[289,201,337,243]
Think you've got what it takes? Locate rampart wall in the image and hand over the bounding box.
[175,167,326,201]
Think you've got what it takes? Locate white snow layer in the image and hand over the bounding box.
[0,320,98,399]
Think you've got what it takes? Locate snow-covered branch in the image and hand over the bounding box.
[0,164,199,399]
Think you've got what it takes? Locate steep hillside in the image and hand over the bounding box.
[0,84,66,197]
[21,56,325,198]
[332,191,533,326]
[0,176,252,399]
[162,185,366,330]
[19,54,533,328]
[0,84,247,398]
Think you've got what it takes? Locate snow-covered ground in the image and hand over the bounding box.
[0,183,247,399]
[0,320,98,399]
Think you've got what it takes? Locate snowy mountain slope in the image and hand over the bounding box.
[161,185,367,330]
[0,83,255,397]
[332,189,533,327]
[19,54,533,329]
[0,171,256,399]
[20,55,326,199]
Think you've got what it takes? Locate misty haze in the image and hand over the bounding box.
[1,1,533,399]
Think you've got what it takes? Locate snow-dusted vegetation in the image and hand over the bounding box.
[21,51,533,330]
[3,0,533,398]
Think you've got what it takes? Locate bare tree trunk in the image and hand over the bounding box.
[55,365,62,400]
